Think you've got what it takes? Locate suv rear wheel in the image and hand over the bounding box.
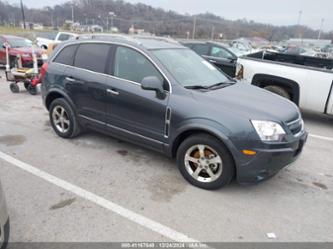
[49,98,81,138]
[176,134,235,190]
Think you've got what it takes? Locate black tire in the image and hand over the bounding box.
[9,83,19,93]
[49,98,81,138]
[176,134,235,190]
[28,85,37,95]
[264,85,291,100]
[24,82,30,90]
[0,219,10,249]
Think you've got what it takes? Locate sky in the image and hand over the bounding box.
[8,0,333,31]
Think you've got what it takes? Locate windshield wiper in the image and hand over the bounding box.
[185,85,210,90]
[185,81,235,90]
[207,82,235,89]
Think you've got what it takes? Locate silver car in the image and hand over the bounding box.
[0,180,9,249]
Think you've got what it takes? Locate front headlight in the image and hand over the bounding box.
[251,120,286,142]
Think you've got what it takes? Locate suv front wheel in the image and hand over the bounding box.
[49,98,81,138]
[177,134,235,190]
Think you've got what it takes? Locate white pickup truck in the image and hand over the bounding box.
[36,32,77,50]
[236,51,333,115]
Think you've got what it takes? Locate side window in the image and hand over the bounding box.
[211,46,234,59]
[114,46,166,88]
[74,44,111,73]
[53,45,78,66]
[58,34,71,41]
[0,37,5,48]
[192,44,210,55]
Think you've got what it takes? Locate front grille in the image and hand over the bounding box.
[287,118,304,136]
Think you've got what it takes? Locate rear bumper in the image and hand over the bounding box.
[236,132,308,184]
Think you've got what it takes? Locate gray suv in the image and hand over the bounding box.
[41,36,307,189]
[0,180,9,249]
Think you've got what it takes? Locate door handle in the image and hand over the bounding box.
[66,76,84,84]
[65,76,76,82]
[209,59,217,63]
[106,89,119,96]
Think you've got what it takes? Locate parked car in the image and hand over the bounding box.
[42,36,307,190]
[182,41,238,77]
[230,39,256,55]
[0,180,9,249]
[36,32,77,50]
[0,35,44,68]
[260,45,284,53]
[282,46,306,55]
[236,51,333,116]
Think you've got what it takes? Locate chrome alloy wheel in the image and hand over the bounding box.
[184,144,223,183]
[52,105,70,134]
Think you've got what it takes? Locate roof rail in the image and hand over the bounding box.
[132,35,179,44]
[76,33,140,43]
[75,33,179,45]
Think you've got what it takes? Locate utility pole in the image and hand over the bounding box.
[211,26,215,40]
[106,16,109,32]
[192,16,197,39]
[71,3,74,23]
[110,12,116,32]
[318,18,324,40]
[297,10,303,40]
[20,0,26,29]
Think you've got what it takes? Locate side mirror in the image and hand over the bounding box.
[141,76,166,99]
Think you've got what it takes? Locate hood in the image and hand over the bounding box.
[9,47,43,56]
[191,83,300,123]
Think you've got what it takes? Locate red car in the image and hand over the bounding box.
[0,35,44,68]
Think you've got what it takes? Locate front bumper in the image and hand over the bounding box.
[236,131,308,184]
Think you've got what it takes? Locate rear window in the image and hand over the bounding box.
[58,34,73,41]
[192,44,210,55]
[53,45,78,66]
[74,44,111,74]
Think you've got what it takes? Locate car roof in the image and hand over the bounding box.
[182,40,231,48]
[73,34,185,50]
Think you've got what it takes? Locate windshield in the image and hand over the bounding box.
[153,48,229,87]
[7,37,32,48]
[38,32,57,40]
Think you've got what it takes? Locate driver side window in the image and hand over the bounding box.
[211,46,234,59]
[113,46,168,90]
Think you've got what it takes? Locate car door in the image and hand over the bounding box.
[105,45,169,150]
[205,46,237,77]
[64,43,112,125]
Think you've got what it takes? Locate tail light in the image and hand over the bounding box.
[31,62,48,87]
[39,62,48,82]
